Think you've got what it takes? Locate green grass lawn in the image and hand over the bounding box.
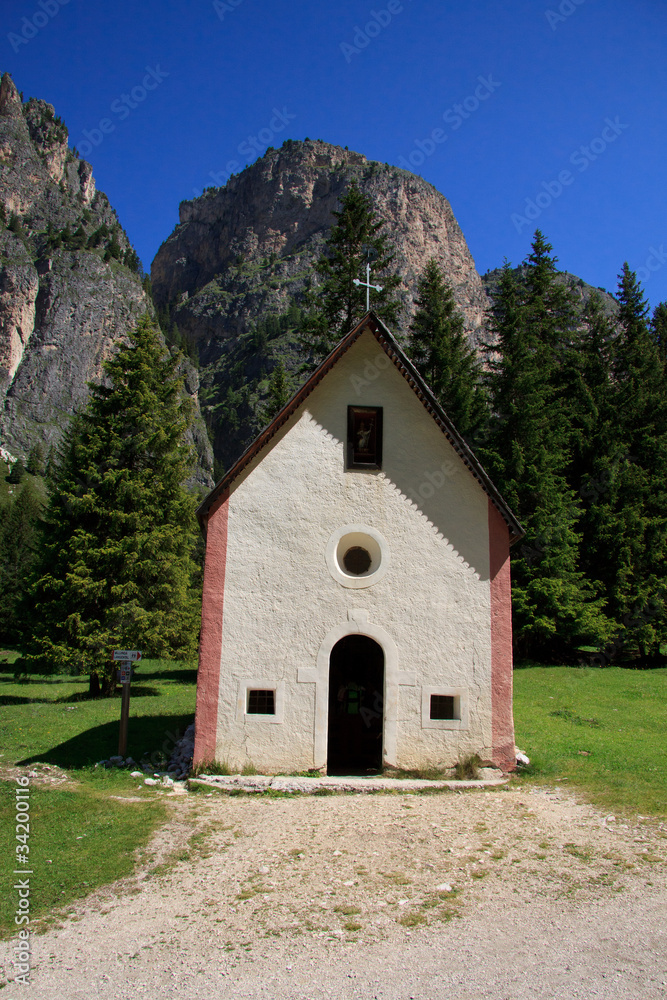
[0,657,197,938]
[513,665,667,816]
[0,656,197,769]
[0,771,168,938]
[0,656,664,940]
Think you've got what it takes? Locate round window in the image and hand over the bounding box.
[325,525,390,589]
[343,546,372,575]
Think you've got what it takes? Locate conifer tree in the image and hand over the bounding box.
[651,301,667,367]
[594,265,667,657]
[408,259,487,445]
[483,237,612,659]
[301,181,401,358]
[26,442,46,476]
[0,478,44,645]
[568,293,616,565]
[263,358,291,422]
[23,316,200,695]
[8,458,25,484]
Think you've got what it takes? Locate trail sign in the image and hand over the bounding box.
[111,650,142,755]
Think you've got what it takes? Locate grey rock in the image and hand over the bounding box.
[0,72,213,486]
[150,139,491,472]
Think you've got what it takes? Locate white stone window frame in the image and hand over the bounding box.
[236,680,285,724]
[325,524,390,589]
[421,686,469,731]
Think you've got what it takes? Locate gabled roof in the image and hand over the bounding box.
[197,312,524,543]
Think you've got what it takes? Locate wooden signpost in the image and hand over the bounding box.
[113,650,142,756]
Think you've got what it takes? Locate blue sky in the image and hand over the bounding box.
[3,0,666,309]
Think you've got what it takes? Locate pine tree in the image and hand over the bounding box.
[594,265,667,657]
[8,458,25,484]
[263,358,291,422]
[0,478,44,645]
[651,301,667,368]
[301,181,401,358]
[408,259,487,445]
[23,316,200,695]
[26,442,46,476]
[568,293,617,578]
[483,237,613,659]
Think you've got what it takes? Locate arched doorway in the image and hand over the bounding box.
[327,635,384,774]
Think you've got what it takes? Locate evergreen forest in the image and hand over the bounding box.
[2,180,666,684]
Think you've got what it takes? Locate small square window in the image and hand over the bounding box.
[430,694,455,720]
[422,687,467,730]
[347,406,383,470]
[247,689,275,715]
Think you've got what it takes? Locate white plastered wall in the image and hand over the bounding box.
[212,330,493,772]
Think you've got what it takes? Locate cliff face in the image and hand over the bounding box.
[0,73,213,484]
[152,140,489,352]
[151,139,490,469]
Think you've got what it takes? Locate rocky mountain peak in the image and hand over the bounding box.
[0,72,22,118]
[153,138,489,342]
[0,73,212,483]
[151,138,490,470]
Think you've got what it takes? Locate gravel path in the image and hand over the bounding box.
[2,782,665,999]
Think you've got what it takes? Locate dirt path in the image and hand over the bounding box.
[1,783,666,999]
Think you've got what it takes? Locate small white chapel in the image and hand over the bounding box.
[193,312,522,775]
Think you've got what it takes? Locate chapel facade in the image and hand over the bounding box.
[193,313,522,775]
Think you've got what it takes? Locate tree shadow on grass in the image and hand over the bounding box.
[0,686,161,707]
[0,674,82,686]
[56,685,161,702]
[136,667,197,683]
[18,712,194,769]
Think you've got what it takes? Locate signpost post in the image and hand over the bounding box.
[112,650,141,756]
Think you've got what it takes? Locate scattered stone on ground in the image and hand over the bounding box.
[2,783,664,999]
[95,722,195,780]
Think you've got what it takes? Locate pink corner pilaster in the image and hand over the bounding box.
[488,499,516,771]
[193,491,229,766]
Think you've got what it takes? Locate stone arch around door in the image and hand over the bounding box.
[297,610,416,772]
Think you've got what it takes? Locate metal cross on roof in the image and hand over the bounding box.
[353,261,383,312]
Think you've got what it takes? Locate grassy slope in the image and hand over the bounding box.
[513,665,667,816]
[0,658,196,938]
[0,658,196,768]
[0,773,167,937]
[0,659,664,939]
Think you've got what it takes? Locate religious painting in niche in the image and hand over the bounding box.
[347,406,383,470]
